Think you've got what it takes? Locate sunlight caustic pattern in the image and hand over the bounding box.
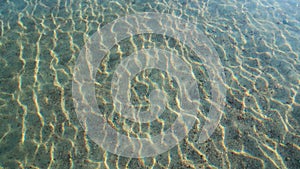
[72,12,226,158]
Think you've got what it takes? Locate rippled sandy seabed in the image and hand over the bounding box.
[0,0,300,168]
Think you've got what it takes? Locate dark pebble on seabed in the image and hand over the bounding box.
[282,19,288,25]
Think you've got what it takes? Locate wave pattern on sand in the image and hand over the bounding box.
[0,0,299,168]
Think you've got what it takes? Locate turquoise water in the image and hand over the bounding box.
[0,0,300,168]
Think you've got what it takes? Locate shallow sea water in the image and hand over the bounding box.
[0,0,300,168]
